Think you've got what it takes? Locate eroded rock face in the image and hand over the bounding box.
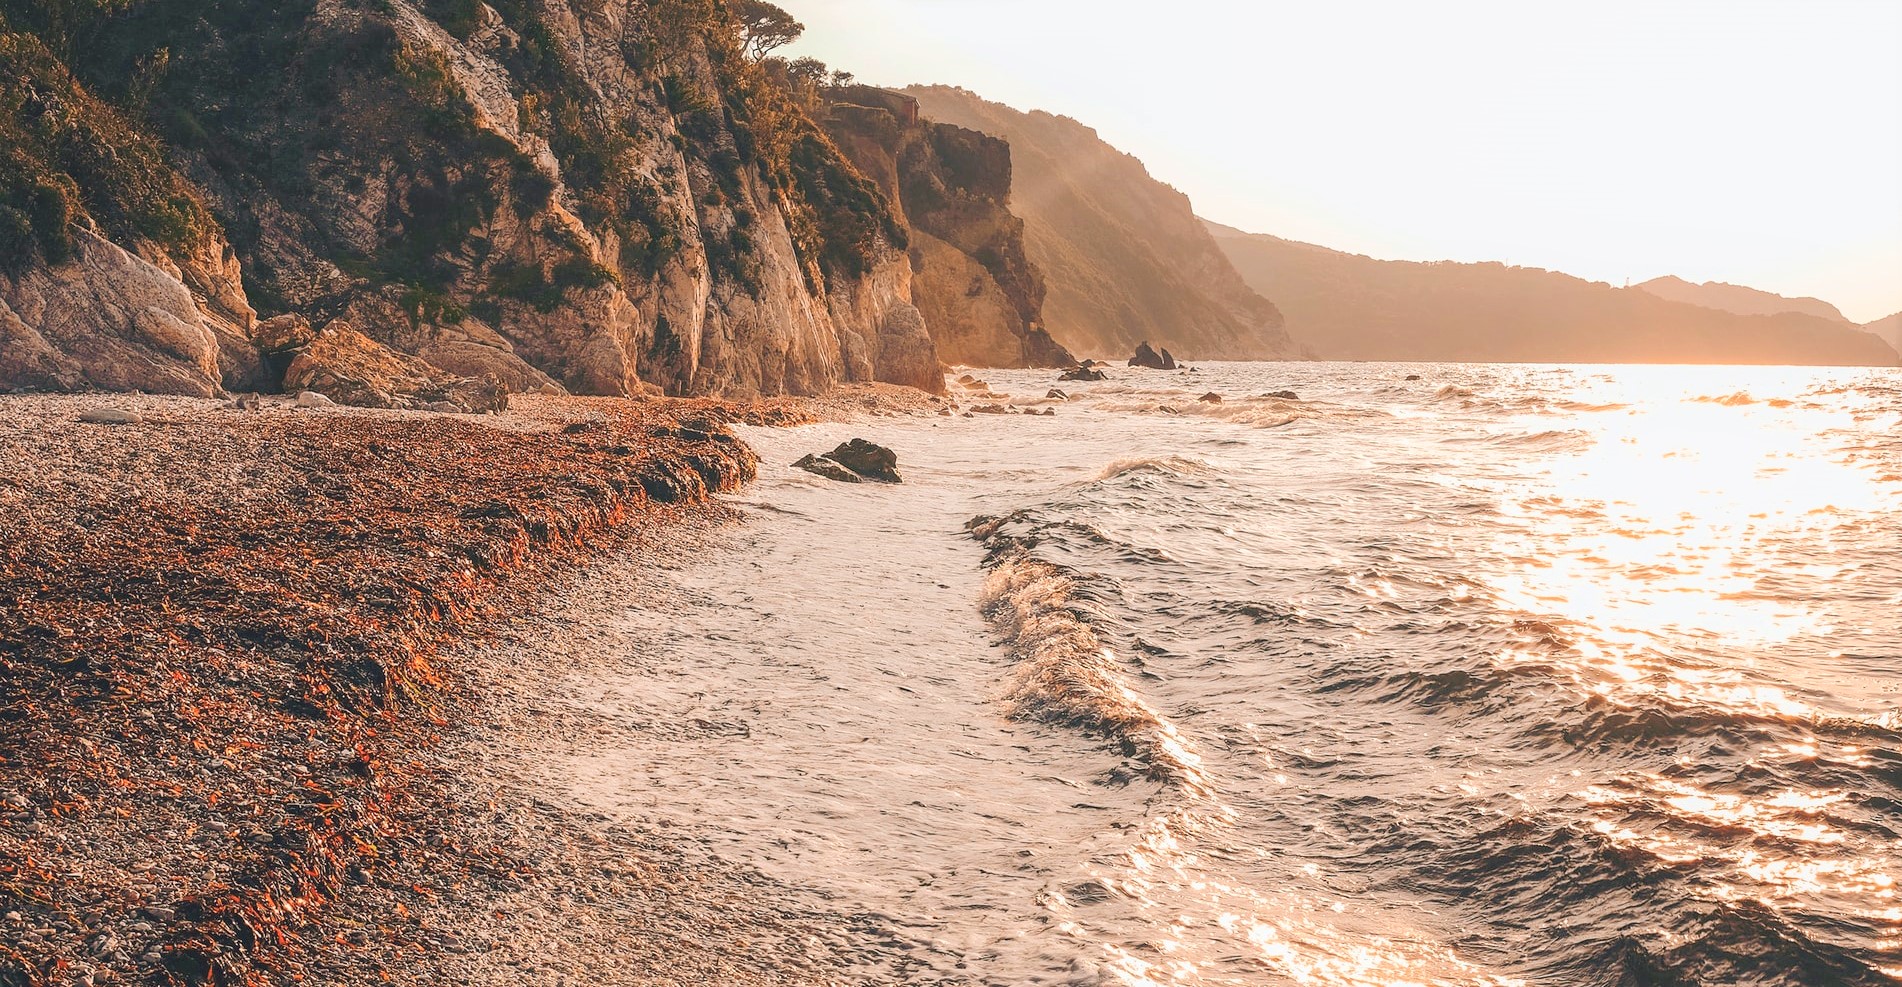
[282,322,508,414]
[905,85,1298,362]
[1,231,226,397]
[822,87,1073,371]
[1,3,951,400]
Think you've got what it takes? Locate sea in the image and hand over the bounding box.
[550,362,1902,986]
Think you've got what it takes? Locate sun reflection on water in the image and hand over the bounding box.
[1488,367,1896,655]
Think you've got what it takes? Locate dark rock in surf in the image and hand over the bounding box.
[822,438,902,483]
[1047,388,1069,400]
[1128,341,1176,370]
[1059,366,1106,382]
[1405,374,1423,381]
[1198,392,1222,403]
[1265,390,1298,400]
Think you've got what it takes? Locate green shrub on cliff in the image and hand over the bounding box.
[0,24,211,274]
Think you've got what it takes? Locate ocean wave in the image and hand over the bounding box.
[968,519,1209,792]
[1089,455,1217,483]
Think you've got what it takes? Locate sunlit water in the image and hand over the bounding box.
[551,363,1902,986]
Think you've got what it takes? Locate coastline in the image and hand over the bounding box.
[0,386,939,986]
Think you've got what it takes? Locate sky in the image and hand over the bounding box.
[783,0,1902,323]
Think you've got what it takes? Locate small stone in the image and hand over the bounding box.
[295,391,336,409]
[78,407,142,425]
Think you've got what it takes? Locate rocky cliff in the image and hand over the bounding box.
[903,85,1298,363]
[1205,222,1902,367]
[820,86,1072,369]
[0,0,946,400]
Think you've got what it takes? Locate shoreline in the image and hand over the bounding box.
[0,386,939,986]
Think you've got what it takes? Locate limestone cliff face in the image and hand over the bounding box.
[904,85,1297,362]
[821,86,1072,368]
[0,1,943,398]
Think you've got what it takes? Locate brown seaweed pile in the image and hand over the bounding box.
[0,394,781,986]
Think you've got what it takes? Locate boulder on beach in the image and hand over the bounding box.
[971,404,1011,415]
[1129,341,1177,370]
[281,321,509,414]
[796,439,902,483]
[1059,366,1106,382]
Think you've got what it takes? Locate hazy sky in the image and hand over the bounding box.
[784,0,1902,323]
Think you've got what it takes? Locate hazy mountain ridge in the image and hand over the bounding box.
[1205,221,1900,367]
[903,85,1299,362]
[1860,312,1901,351]
[1634,275,1853,324]
[1,0,961,399]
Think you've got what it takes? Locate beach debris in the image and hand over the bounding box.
[971,404,1011,415]
[1058,367,1106,383]
[1,394,769,984]
[1199,392,1223,403]
[1128,341,1177,370]
[77,407,142,425]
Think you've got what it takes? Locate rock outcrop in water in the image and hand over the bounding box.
[903,85,1299,363]
[820,86,1074,370]
[0,1,953,399]
[794,437,901,483]
[1128,341,1176,370]
[1205,221,1902,367]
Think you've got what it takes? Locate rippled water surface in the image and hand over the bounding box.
[558,363,1902,985]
